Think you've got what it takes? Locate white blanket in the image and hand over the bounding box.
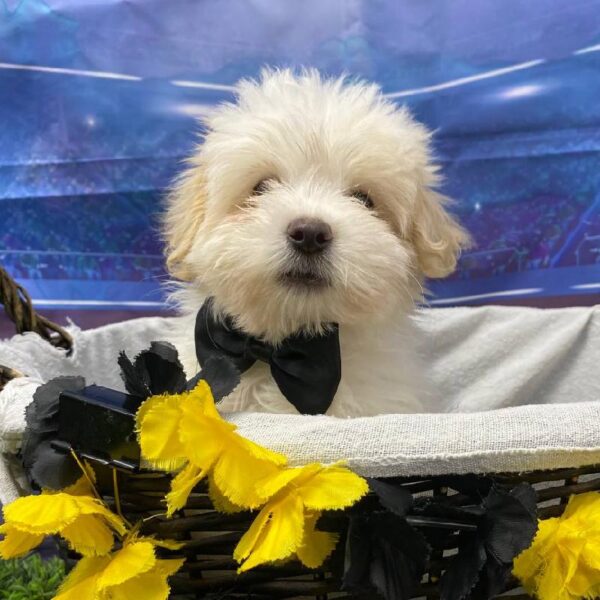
[1,305,599,503]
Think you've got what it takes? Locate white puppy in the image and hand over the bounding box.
[164,69,469,417]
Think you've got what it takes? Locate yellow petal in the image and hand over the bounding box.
[255,465,319,501]
[237,435,287,467]
[537,552,572,600]
[106,559,185,600]
[513,549,542,593]
[236,492,305,572]
[61,514,116,556]
[567,562,600,598]
[103,571,170,600]
[557,533,585,588]
[233,500,272,563]
[137,394,187,471]
[155,557,186,577]
[54,556,109,600]
[514,519,558,590]
[178,412,232,470]
[0,524,44,559]
[583,538,600,570]
[97,540,156,589]
[208,474,246,514]
[514,517,586,600]
[135,392,158,426]
[76,497,127,535]
[212,437,283,509]
[188,379,220,419]
[3,493,81,533]
[298,465,369,511]
[166,463,206,517]
[562,491,600,521]
[296,512,339,569]
[514,499,600,600]
[148,538,186,551]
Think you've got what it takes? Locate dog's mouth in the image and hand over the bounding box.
[279,269,330,289]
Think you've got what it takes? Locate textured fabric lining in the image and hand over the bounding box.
[1,306,599,502]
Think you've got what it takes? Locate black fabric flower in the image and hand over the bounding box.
[343,512,431,600]
[118,341,187,398]
[342,479,430,600]
[119,340,240,402]
[341,477,537,600]
[21,376,86,490]
[438,483,538,600]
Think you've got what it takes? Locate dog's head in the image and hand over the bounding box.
[164,70,469,342]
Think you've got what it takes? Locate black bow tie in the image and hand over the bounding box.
[194,299,341,415]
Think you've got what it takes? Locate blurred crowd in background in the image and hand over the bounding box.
[1,0,599,322]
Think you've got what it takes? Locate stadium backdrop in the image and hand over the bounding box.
[1,0,600,334]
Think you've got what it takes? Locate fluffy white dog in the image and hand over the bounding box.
[164,69,469,417]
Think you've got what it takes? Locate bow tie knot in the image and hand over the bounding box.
[244,337,273,364]
[195,299,341,414]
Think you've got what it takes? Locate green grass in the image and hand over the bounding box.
[0,554,66,600]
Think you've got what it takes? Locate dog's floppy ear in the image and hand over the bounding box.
[412,187,471,278]
[163,159,207,281]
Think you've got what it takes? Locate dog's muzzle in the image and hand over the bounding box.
[280,217,333,289]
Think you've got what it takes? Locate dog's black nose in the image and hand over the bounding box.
[287,218,333,254]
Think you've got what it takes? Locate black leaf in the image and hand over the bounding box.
[370,536,414,600]
[21,376,86,490]
[342,516,372,592]
[29,441,81,490]
[441,482,538,600]
[371,513,430,600]
[469,555,512,600]
[510,481,538,519]
[186,371,203,391]
[344,512,429,600]
[118,351,151,398]
[483,484,538,564]
[440,535,487,600]
[21,430,47,472]
[367,479,414,516]
[199,356,241,401]
[24,376,85,434]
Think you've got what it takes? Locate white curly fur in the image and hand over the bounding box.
[164,69,469,416]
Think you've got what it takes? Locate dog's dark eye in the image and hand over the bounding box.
[352,190,374,209]
[252,179,271,196]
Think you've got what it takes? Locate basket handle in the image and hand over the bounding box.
[0,265,73,390]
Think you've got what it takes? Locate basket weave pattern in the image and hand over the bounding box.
[98,464,600,599]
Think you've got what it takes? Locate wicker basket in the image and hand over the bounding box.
[2,265,600,599]
[87,464,598,600]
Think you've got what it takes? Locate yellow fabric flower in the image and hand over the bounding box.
[296,511,340,569]
[137,380,368,573]
[136,392,189,471]
[137,380,286,516]
[234,463,368,572]
[54,537,185,600]
[208,473,246,514]
[0,478,126,559]
[513,491,600,600]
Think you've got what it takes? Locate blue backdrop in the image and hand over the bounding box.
[1,0,599,327]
